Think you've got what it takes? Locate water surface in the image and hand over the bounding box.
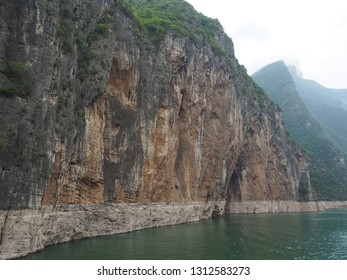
[23,209,347,260]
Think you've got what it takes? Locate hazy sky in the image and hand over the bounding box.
[186,0,347,89]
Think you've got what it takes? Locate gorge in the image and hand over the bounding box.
[0,0,345,259]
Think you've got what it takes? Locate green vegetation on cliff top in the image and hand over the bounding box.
[118,0,232,59]
[118,0,271,108]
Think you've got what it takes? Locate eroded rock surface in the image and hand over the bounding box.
[0,0,311,258]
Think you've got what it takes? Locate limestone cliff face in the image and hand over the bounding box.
[0,0,310,210]
[0,0,314,259]
[227,109,309,203]
[0,0,116,209]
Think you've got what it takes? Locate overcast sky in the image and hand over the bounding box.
[186,0,347,89]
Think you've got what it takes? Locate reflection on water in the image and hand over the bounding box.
[23,209,347,260]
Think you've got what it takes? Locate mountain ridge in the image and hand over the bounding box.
[252,61,347,200]
[291,74,347,154]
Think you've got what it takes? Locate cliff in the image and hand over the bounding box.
[0,0,310,258]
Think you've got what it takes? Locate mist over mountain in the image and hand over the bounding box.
[252,61,347,200]
[286,60,303,79]
[291,74,347,154]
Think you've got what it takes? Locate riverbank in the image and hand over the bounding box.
[0,201,225,260]
[23,208,347,260]
[1,200,346,259]
[225,200,347,214]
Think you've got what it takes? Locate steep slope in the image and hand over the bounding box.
[252,61,347,200]
[0,1,309,258]
[329,89,347,110]
[292,75,347,154]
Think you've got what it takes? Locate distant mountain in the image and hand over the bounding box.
[291,75,347,154]
[329,89,347,110]
[252,61,347,200]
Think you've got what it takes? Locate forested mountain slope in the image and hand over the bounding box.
[253,61,347,200]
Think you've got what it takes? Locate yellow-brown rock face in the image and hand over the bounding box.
[0,0,313,260]
[42,33,309,206]
[0,2,310,209]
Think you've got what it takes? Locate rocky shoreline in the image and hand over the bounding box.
[226,200,347,214]
[0,201,225,260]
[1,200,347,259]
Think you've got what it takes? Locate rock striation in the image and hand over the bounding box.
[0,0,311,258]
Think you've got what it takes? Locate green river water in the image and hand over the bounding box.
[23,209,347,260]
